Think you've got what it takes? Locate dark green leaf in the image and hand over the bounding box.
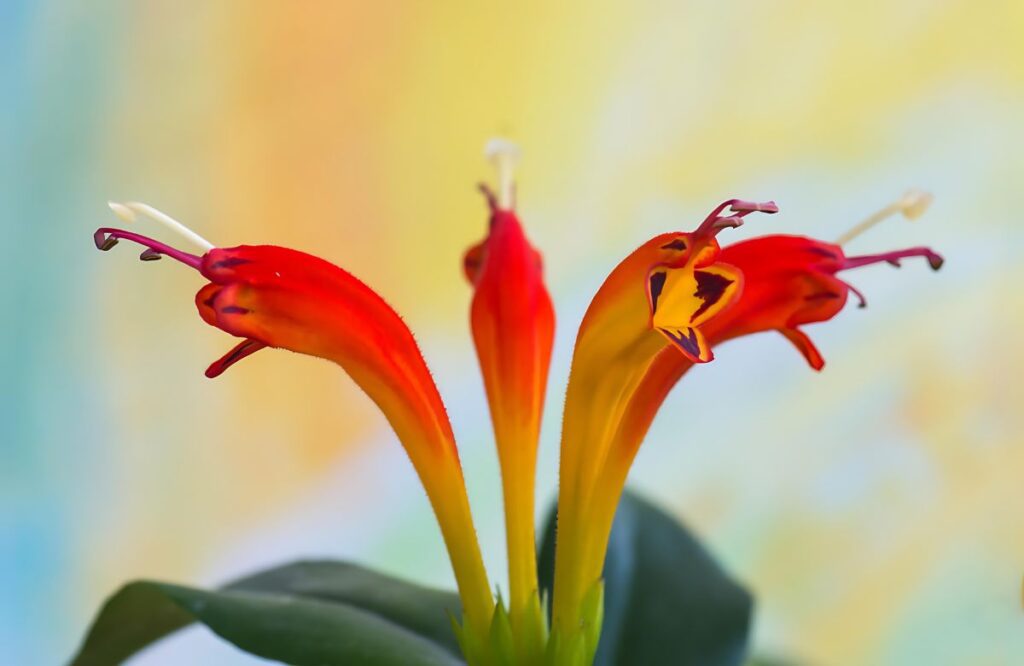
[538,489,754,666]
[744,656,806,666]
[227,560,463,654]
[71,560,465,665]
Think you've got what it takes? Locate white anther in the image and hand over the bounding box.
[484,137,521,210]
[836,189,933,246]
[897,188,933,220]
[107,201,215,251]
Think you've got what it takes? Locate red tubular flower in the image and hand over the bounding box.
[93,206,495,638]
[613,220,946,476]
[463,143,554,655]
[579,203,944,639]
[551,199,778,644]
[551,192,942,656]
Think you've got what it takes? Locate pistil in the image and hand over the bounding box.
[484,138,520,210]
[108,201,215,251]
[836,189,933,246]
[695,199,778,235]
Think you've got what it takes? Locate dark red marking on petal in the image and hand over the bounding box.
[661,239,688,251]
[205,338,268,378]
[660,326,703,359]
[804,291,841,302]
[210,257,252,270]
[690,270,735,322]
[648,270,667,314]
[806,246,840,260]
[219,305,249,315]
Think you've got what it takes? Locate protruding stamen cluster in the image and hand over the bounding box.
[836,189,933,246]
[829,244,943,309]
[696,198,779,235]
[484,138,521,210]
[95,202,216,268]
[93,227,203,269]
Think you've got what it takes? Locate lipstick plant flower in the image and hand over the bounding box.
[74,143,941,666]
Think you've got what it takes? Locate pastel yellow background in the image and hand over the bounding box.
[1,1,1022,664]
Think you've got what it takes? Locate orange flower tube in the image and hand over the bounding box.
[463,141,554,651]
[551,199,777,645]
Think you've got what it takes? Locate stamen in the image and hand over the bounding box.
[836,189,933,246]
[728,200,779,215]
[478,183,499,213]
[696,199,778,236]
[93,228,203,269]
[842,246,944,272]
[484,137,521,210]
[107,201,215,251]
[841,279,868,308]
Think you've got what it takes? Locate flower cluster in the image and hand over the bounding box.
[94,144,941,665]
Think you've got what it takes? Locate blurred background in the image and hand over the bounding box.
[2,1,1022,663]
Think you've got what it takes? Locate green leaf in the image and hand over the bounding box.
[743,656,805,666]
[228,560,463,654]
[538,490,754,666]
[71,560,466,665]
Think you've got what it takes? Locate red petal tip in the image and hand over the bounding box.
[205,339,267,378]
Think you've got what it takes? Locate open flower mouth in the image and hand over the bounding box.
[89,148,944,666]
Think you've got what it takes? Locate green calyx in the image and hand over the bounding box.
[546,580,604,666]
[455,584,600,666]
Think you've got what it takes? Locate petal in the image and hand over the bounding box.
[463,239,485,283]
[655,325,713,363]
[205,265,453,454]
[717,236,850,332]
[467,214,554,443]
[465,209,555,620]
[205,338,268,378]
[195,283,222,328]
[779,326,825,370]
